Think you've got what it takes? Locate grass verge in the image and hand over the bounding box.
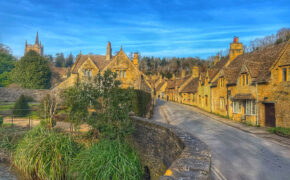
[268,127,290,138]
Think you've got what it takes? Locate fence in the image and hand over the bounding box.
[1,109,40,129]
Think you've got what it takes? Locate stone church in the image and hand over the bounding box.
[55,42,152,93]
[25,32,44,56]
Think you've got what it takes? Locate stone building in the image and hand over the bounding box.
[55,42,152,93]
[163,37,290,128]
[25,32,44,56]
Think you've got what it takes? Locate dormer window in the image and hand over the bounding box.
[241,74,249,86]
[219,77,225,87]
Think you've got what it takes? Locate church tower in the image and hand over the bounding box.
[24,32,44,56]
[229,36,243,61]
[106,41,112,61]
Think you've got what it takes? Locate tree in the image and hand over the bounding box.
[11,50,52,89]
[62,70,134,140]
[38,94,58,129]
[55,53,65,67]
[65,53,74,67]
[13,95,30,117]
[0,44,16,87]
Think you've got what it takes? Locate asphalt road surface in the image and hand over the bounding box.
[153,100,290,180]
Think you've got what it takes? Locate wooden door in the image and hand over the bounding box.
[265,103,276,127]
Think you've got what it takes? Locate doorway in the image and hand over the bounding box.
[265,103,276,127]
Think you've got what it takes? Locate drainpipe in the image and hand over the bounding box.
[210,85,213,112]
[226,85,229,118]
[256,82,259,126]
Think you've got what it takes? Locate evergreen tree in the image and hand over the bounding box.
[11,50,52,89]
[55,52,65,67]
[13,95,30,117]
[65,53,74,67]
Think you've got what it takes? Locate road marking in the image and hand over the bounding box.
[211,166,227,180]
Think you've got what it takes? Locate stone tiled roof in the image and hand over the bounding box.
[209,58,229,81]
[179,78,199,93]
[166,75,190,90]
[156,80,166,91]
[213,42,288,85]
[232,93,255,100]
[71,55,111,74]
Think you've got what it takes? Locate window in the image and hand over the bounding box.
[199,95,201,104]
[205,95,208,106]
[288,68,290,81]
[220,77,225,87]
[246,74,248,85]
[246,100,256,115]
[84,69,92,77]
[282,68,287,81]
[219,97,225,109]
[243,75,245,85]
[233,101,241,113]
[116,70,119,76]
[119,71,122,78]
[123,70,126,78]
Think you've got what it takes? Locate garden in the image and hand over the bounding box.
[0,70,152,180]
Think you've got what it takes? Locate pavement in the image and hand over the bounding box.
[152,99,290,180]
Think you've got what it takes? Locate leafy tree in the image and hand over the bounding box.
[55,52,65,67]
[65,53,74,67]
[0,44,16,87]
[11,50,52,89]
[13,94,30,117]
[63,70,134,140]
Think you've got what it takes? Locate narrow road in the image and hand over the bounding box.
[153,100,290,180]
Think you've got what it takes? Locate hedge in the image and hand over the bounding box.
[131,90,152,117]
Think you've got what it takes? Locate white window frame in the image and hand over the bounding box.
[245,100,256,115]
[233,101,241,113]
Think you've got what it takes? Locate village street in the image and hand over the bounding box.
[153,100,290,180]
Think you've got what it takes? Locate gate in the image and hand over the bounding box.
[265,103,276,127]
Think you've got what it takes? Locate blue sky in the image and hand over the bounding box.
[0,0,289,59]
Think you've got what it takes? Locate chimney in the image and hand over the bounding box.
[192,66,199,78]
[172,74,176,80]
[181,69,186,78]
[214,53,220,65]
[133,52,139,66]
[106,41,112,61]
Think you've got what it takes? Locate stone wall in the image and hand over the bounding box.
[0,88,50,102]
[129,116,211,180]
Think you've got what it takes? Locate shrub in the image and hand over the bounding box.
[13,126,81,180]
[0,116,3,126]
[69,140,143,180]
[131,89,152,117]
[13,94,30,117]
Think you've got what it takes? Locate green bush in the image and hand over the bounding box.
[11,50,52,89]
[13,94,30,117]
[69,140,143,180]
[13,126,82,180]
[131,89,151,117]
[0,116,3,126]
